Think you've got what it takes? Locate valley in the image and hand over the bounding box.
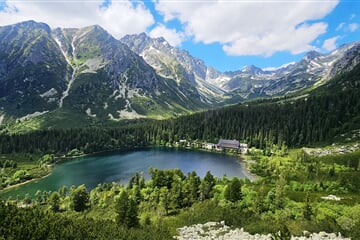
[0,21,359,131]
[0,19,360,240]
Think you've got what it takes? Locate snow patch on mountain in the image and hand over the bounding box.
[262,62,296,71]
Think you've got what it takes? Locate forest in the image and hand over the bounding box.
[0,62,359,239]
[0,83,358,155]
[1,146,360,240]
[0,61,359,155]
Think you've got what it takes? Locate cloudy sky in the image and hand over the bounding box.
[0,0,359,71]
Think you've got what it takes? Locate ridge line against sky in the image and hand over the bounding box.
[0,0,359,71]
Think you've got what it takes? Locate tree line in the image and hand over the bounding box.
[0,88,358,155]
[0,62,359,155]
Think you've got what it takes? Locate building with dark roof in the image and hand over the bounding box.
[217,139,240,150]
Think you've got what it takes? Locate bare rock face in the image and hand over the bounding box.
[328,43,360,78]
[121,33,226,103]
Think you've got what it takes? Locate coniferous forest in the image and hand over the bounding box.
[0,62,360,239]
[0,63,359,154]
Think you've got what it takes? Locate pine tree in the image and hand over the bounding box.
[274,175,286,209]
[254,185,266,214]
[70,184,89,212]
[49,191,61,212]
[202,171,216,199]
[224,177,242,203]
[159,187,171,216]
[115,190,139,228]
[115,190,129,226]
[303,192,312,220]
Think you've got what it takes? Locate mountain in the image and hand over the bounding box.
[0,21,211,127]
[121,33,360,102]
[0,20,68,118]
[120,33,226,103]
[0,20,359,129]
[222,42,360,99]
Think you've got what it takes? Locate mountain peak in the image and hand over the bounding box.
[155,36,167,43]
[304,50,322,61]
[122,33,150,42]
[121,33,170,51]
[241,65,263,74]
[8,20,51,34]
[80,24,110,36]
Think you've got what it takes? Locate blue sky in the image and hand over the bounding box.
[0,0,359,72]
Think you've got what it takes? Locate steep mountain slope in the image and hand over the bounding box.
[121,33,226,103]
[0,20,68,119]
[0,21,211,127]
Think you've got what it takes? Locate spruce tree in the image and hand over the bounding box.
[115,190,139,228]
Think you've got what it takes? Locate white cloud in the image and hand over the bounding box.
[349,23,359,32]
[155,0,339,56]
[149,24,185,46]
[224,23,327,56]
[0,0,154,38]
[336,22,345,31]
[322,36,340,51]
[336,22,359,33]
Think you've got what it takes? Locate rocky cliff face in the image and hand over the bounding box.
[121,33,226,103]
[328,43,360,78]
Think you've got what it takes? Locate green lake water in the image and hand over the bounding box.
[1,148,247,199]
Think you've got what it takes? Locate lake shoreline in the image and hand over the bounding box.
[0,173,51,194]
[182,147,259,181]
[239,160,259,182]
[1,146,258,195]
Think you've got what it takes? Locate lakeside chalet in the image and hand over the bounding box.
[217,139,240,150]
[178,139,248,153]
[216,139,248,153]
[200,139,248,153]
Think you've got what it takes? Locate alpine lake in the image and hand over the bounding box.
[0,147,250,199]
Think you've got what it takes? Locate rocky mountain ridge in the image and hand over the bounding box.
[0,21,210,124]
[121,33,226,103]
[0,20,359,126]
[121,33,360,100]
[219,42,360,98]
